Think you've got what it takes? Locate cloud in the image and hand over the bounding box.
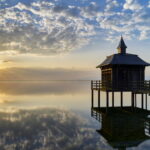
[139,30,150,40]
[0,67,99,81]
[105,0,119,12]
[2,60,12,63]
[96,0,150,41]
[81,2,101,17]
[0,0,150,55]
[0,1,98,55]
[148,1,150,8]
[123,0,142,11]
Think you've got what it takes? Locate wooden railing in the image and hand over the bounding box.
[91,109,102,122]
[145,120,150,136]
[91,80,150,92]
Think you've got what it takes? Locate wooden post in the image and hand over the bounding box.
[112,92,114,107]
[141,93,144,109]
[91,90,94,108]
[121,92,123,107]
[98,89,100,108]
[145,93,147,110]
[96,80,97,89]
[149,80,150,96]
[149,121,150,135]
[135,94,137,108]
[106,91,109,108]
[131,92,134,108]
[91,109,93,117]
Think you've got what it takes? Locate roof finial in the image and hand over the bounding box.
[117,36,127,54]
[121,34,123,40]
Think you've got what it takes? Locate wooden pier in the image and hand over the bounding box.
[92,37,150,110]
[90,37,150,150]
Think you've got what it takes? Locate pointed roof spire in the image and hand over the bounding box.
[117,36,127,54]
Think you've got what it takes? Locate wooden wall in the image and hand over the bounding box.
[101,65,145,90]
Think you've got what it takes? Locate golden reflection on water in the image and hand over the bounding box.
[0,81,148,110]
[0,81,92,111]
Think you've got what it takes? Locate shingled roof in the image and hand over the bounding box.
[96,53,150,68]
[96,37,150,68]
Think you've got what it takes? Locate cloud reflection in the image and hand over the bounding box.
[0,107,110,150]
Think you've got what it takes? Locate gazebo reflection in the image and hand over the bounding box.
[91,107,150,150]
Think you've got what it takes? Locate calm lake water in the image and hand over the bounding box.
[0,81,149,150]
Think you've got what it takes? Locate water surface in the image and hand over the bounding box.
[0,81,149,150]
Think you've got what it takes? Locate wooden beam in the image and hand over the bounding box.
[98,90,100,108]
[121,92,123,107]
[135,94,137,108]
[91,90,94,108]
[106,91,109,108]
[102,68,112,72]
[112,92,114,107]
[141,93,144,109]
[145,93,147,110]
[131,92,134,108]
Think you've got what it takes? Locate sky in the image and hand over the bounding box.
[0,0,150,80]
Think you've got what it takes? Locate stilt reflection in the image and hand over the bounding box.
[91,107,150,150]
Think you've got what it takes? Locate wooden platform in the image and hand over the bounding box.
[92,106,150,115]
[91,84,149,109]
[91,80,150,93]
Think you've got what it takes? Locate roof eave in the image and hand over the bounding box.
[146,63,150,66]
[96,63,150,68]
[96,65,101,68]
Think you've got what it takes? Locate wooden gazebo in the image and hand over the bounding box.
[91,37,150,109]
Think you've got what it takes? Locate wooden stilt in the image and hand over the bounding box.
[149,122,150,135]
[145,93,147,110]
[112,92,114,107]
[121,92,123,107]
[98,89,100,108]
[91,90,94,108]
[135,94,137,108]
[131,92,134,108]
[106,91,109,108]
[91,109,93,116]
[141,93,144,109]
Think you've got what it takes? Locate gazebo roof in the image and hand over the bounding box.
[117,36,127,54]
[97,37,150,68]
[96,53,150,68]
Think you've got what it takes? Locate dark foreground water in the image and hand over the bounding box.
[0,81,149,150]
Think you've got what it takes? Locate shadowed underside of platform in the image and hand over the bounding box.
[92,106,150,115]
